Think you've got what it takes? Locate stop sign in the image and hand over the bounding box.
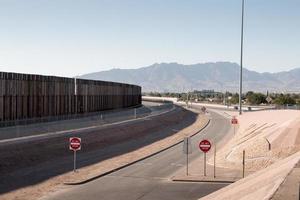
[231,117,238,125]
[69,137,81,151]
[199,139,211,153]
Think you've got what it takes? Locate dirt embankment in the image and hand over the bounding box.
[210,110,300,171]
[201,110,300,200]
[0,106,208,200]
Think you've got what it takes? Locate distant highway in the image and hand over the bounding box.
[42,109,231,200]
[0,101,172,143]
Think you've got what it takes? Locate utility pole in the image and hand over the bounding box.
[74,77,77,115]
[242,150,245,178]
[239,0,245,115]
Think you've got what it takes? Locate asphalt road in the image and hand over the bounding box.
[43,109,231,200]
[0,101,172,141]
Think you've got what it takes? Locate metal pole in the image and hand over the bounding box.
[134,108,137,119]
[234,125,235,136]
[242,150,245,178]
[74,77,77,115]
[265,138,271,150]
[187,92,189,108]
[190,92,193,108]
[214,144,216,178]
[74,150,76,172]
[186,141,189,176]
[239,0,245,115]
[204,152,206,176]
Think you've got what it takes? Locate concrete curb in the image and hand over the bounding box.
[172,178,236,184]
[64,112,211,185]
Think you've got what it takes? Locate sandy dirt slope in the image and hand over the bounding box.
[201,151,300,200]
[201,109,300,200]
[209,110,300,171]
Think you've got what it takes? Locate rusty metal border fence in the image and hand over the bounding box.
[0,72,141,127]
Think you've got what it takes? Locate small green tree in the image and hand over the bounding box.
[274,94,296,105]
[229,93,239,104]
[246,91,267,105]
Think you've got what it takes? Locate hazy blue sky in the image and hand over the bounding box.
[0,0,299,77]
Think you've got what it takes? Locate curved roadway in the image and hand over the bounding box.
[42,109,231,200]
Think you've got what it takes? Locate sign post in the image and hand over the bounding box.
[69,137,81,172]
[204,151,206,176]
[231,116,238,135]
[214,143,216,178]
[199,139,211,176]
[183,137,192,176]
[73,150,76,172]
[242,150,245,178]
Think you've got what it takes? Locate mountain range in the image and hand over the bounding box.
[79,62,300,93]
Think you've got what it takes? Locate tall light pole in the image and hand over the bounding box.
[239,0,245,115]
[74,77,77,115]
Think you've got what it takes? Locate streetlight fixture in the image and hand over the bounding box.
[239,0,245,115]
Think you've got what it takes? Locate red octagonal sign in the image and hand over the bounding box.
[69,137,81,151]
[199,139,211,153]
[231,117,238,125]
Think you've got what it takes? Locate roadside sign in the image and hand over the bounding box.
[266,96,272,103]
[199,139,211,176]
[183,137,192,176]
[183,137,192,154]
[69,137,81,172]
[231,117,238,125]
[231,117,238,135]
[69,137,81,151]
[199,139,211,153]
